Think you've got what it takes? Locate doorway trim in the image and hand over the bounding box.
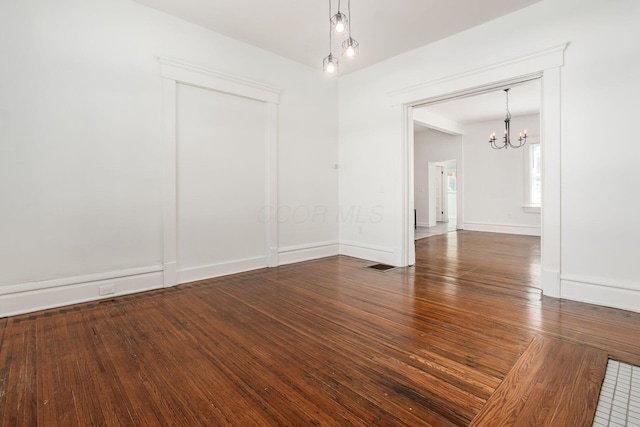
[159,57,281,287]
[390,44,568,297]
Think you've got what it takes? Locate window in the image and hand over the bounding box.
[524,138,541,212]
[447,171,457,193]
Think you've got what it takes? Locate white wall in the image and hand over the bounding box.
[338,0,640,312]
[175,84,267,280]
[464,113,540,236]
[0,0,338,315]
[413,128,461,227]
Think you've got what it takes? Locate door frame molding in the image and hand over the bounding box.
[390,44,568,297]
[159,57,281,287]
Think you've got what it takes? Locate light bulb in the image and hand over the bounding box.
[326,62,335,73]
[346,46,354,57]
[335,22,345,33]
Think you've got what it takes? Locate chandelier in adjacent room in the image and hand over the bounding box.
[488,89,527,149]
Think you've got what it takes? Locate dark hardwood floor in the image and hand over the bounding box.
[1,231,640,426]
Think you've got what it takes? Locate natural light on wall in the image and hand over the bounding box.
[524,139,542,209]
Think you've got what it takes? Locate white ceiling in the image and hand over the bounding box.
[132,0,541,74]
[416,79,541,127]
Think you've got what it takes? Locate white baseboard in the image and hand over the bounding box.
[278,241,339,265]
[542,268,560,298]
[177,256,267,284]
[463,221,541,236]
[561,275,640,313]
[339,241,397,265]
[268,247,279,267]
[163,261,178,287]
[416,222,432,228]
[0,268,164,318]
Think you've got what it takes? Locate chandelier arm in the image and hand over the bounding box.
[488,134,506,149]
[509,135,527,149]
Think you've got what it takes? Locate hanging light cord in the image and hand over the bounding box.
[348,0,352,38]
[328,0,332,53]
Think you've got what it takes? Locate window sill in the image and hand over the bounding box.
[523,206,541,214]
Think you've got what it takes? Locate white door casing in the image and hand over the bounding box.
[391,44,567,297]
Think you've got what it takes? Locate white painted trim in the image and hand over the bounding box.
[0,265,163,296]
[0,271,163,318]
[523,206,541,214]
[413,110,465,136]
[389,44,568,105]
[402,104,416,266]
[160,58,282,288]
[162,78,178,287]
[562,274,640,294]
[416,222,432,228]
[540,67,562,298]
[278,241,339,265]
[542,269,560,297]
[177,257,267,284]
[463,222,541,236]
[561,278,640,314]
[158,57,280,104]
[395,44,567,299]
[266,103,279,267]
[163,261,177,287]
[340,241,396,266]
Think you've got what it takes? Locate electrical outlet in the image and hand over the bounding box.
[99,284,115,296]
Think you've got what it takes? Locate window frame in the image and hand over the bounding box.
[523,137,541,213]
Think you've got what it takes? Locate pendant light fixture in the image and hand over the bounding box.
[323,0,339,74]
[342,0,359,58]
[331,0,348,34]
[488,89,528,149]
[322,0,360,74]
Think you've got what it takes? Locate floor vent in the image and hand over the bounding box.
[592,360,640,426]
[367,264,396,272]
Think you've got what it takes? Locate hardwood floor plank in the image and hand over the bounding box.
[469,336,608,426]
[1,231,639,425]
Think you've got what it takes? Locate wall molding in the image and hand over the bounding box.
[177,257,267,285]
[160,57,281,287]
[278,241,339,265]
[158,57,280,103]
[463,221,541,236]
[339,241,396,266]
[394,44,567,298]
[0,270,163,318]
[389,44,568,106]
[561,276,640,314]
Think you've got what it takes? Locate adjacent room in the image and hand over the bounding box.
[1,0,639,425]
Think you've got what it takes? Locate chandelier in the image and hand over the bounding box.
[488,89,527,149]
[323,0,359,75]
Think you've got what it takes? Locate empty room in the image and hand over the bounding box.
[1,0,640,425]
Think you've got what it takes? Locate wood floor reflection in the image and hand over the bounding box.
[1,231,639,426]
